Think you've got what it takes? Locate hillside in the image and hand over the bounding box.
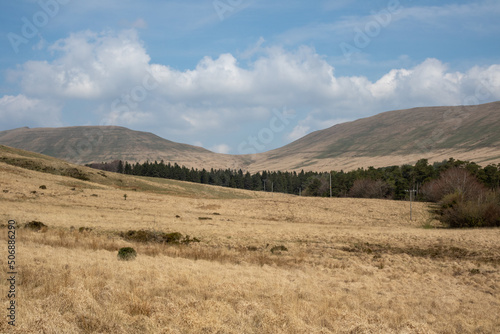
[1,101,499,172]
[249,101,500,171]
[0,126,249,170]
[0,144,254,199]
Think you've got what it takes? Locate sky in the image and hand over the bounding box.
[1,0,499,155]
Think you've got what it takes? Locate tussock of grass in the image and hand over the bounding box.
[118,247,137,261]
[24,220,48,231]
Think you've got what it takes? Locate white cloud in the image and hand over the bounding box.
[0,95,62,127]
[5,29,500,151]
[11,30,151,99]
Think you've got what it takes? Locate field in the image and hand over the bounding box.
[1,147,499,333]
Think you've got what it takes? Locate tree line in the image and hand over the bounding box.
[86,158,500,201]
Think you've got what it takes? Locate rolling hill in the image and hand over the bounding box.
[0,126,249,170]
[1,101,499,171]
[249,101,500,171]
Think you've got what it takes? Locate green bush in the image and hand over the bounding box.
[117,247,137,261]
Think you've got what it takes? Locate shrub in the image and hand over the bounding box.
[441,195,500,228]
[24,221,48,231]
[121,230,160,243]
[64,168,90,181]
[422,167,487,202]
[425,168,500,228]
[117,247,137,261]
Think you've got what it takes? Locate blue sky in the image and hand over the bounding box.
[1,0,499,154]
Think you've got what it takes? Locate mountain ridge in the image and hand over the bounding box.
[0,125,249,170]
[249,101,500,171]
[1,101,499,171]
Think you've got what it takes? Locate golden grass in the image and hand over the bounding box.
[1,160,500,333]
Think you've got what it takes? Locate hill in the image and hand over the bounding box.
[0,126,249,170]
[249,101,500,171]
[0,144,254,199]
[1,101,499,172]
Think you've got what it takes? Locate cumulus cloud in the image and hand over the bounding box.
[0,95,62,127]
[10,29,151,99]
[4,29,500,150]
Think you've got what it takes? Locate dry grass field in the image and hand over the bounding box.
[1,147,499,333]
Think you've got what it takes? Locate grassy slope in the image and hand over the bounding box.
[0,146,499,333]
[252,101,500,171]
[0,145,253,199]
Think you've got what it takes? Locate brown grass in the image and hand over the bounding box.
[1,159,500,333]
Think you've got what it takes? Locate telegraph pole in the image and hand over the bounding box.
[330,172,332,198]
[406,188,417,221]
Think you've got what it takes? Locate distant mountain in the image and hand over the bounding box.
[1,101,499,172]
[247,101,500,171]
[0,126,249,170]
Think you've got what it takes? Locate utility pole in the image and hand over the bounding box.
[406,188,417,221]
[330,172,332,198]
